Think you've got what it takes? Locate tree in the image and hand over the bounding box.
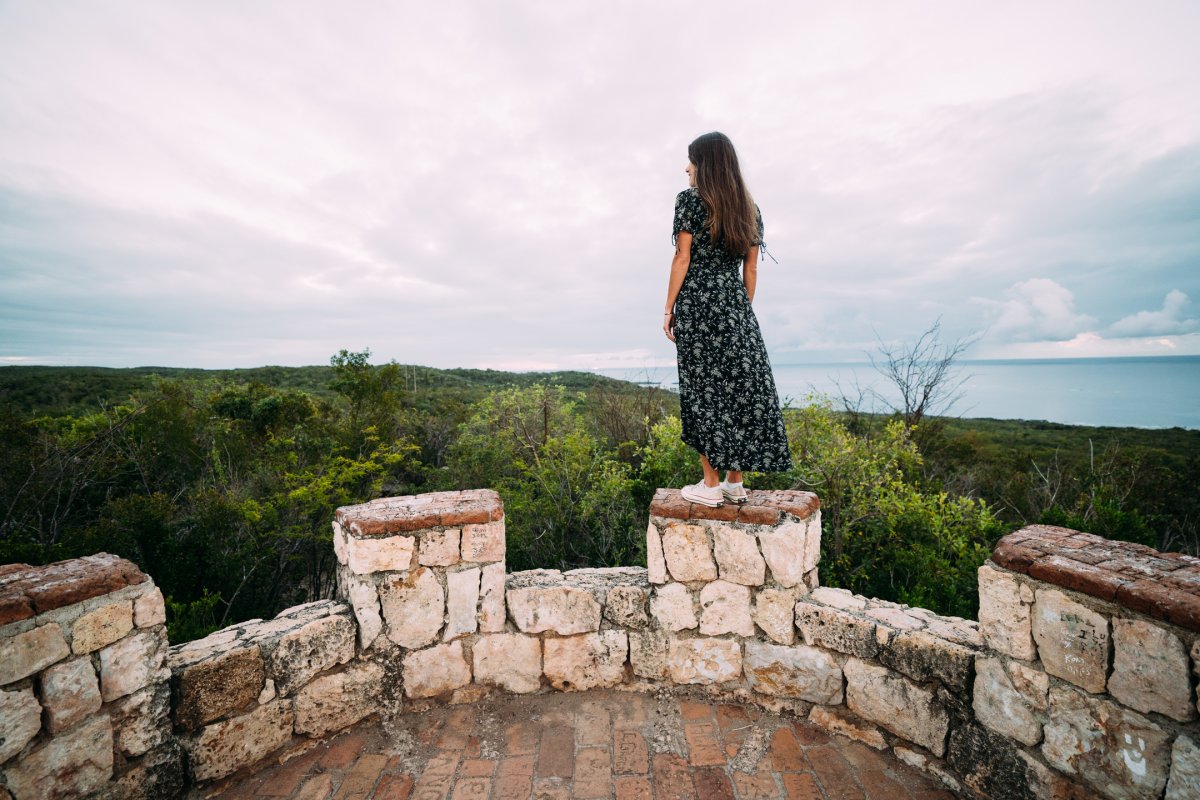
[869,318,978,429]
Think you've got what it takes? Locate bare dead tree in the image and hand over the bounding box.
[869,318,979,429]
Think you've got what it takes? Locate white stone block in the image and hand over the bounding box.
[744,641,842,703]
[461,519,505,562]
[667,637,741,684]
[474,634,542,693]
[713,525,766,585]
[660,523,717,582]
[403,640,472,698]
[444,567,481,641]
[543,631,628,691]
[753,588,798,645]
[419,527,461,566]
[699,580,755,637]
[380,566,445,649]
[844,657,949,757]
[1108,617,1193,722]
[1031,588,1109,693]
[507,585,601,635]
[978,564,1036,661]
[651,582,697,632]
[647,521,668,584]
[479,561,507,633]
[757,522,806,588]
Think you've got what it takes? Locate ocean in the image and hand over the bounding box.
[591,356,1200,430]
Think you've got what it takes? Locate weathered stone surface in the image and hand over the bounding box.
[753,588,798,645]
[343,571,383,649]
[605,585,650,629]
[803,510,822,572]
[507,584,601,635]
[650,582,698,632]
[269,613,356,696]
[810,587,867,611]
[380,566,445,649]
[947,723,1041,800]
[660,523,717,582]
[40,656,102,734]
[880,630,975,691]
[795,602,880,659]
[807,706,886,749]
[72,601,134,654]
[2,553,148,617]
[473,634,542,693]
[1042,684,1171,800]
[647,521,668,585]
[1108,617,1193,721]
[978,563,1036,660]
[699,580,754,637]
[170,644,264,732]
[336,490,502,535]
[0,622,70,685]
[629,629,670,680]
[0,685,42,763]
[479,561,506,633]
[865,606,924,631]
[713,525,766,585]
[757,522,807,588]
[445,567,481,640]
[403,640,472,698]
[334,521,415,574]
[414,527,458,566]
[924,616,984,649]
[185,699,294,782]
[107,680,171,757]
[543,631,628,691]
[973,656,1047,747]
[1031,588,1109,693]
[461,519,505,562]
[667,637,742,684]
[294,661,384,737]
[744,641,842,703]
[99,629,167,702]
[1166,735,1200,800]
[133,585,167,628]
[844,657,950,757]
[2,713,113,799]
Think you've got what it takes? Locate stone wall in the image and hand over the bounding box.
[3,489,1199,799]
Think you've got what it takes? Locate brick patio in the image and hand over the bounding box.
[189,689,958,800]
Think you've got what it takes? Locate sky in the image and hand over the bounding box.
[2,1,1199,371]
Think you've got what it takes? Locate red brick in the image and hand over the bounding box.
[652,753,696,800]
[859,769,912,799]
[372,773,414,800]
[769,727,809,772]
[990,539,1039,574]
[693,766,736,800]
[333,752,388,798]
[613,729,648,774]
[685,722,726,766]
[531,778,569,799]
[319,729,370,769]
[504,721,540,755]
[412,753,459,800]
[255,747,323,796]
[437,708,475,750]
[807,746,864,800]
[615,775,653,800]
[737,504,782,525]
[782,772,823,800]
[680,700,714,721]
[1117,579,1200,632]
[731,770,782,799]
[1028,555,1128,601]
[576,702,611,746]
[573,747,611,799]
[791,721,832,747]
[837,743,889,773]
[449,776,491,800]
[538,726,574,779]
[493,755,534,800]
[460,759,495,778]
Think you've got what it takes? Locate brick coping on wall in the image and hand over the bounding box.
[648,487,820,525]
[0,553,149,626]
[335,488,504,535]
[991,523,1200,631]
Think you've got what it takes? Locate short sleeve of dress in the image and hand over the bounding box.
[754,204,764,247]
[672,189,699,246]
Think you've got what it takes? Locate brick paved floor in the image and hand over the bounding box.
[189,690,960,800]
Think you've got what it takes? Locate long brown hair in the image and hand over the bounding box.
[687,132,757,257]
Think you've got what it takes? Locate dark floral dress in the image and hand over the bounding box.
[671,187,793,472]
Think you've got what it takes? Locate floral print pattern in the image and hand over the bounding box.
[670,187,793,472]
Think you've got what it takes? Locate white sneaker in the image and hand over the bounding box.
[720,481,748,504]
[681,479,724,507]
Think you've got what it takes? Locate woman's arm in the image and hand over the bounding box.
[742,244,759,303]
[663,232,691,342]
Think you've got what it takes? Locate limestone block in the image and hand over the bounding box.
[795,602,880,659]
[1166,735,1200,800]
[660,523,717,582]
[294,661,384,737]
[344,572,383,649]
[744,641,842,703]
[474,634,542,693]
[269,613,356,696]
[507,585,601,635]
[0,622,70,685]
[698,580,754,637]
[40,656,102,734]
[2,714,113,799]
[1108,617,1193,722]
[924,616,984,649]
[880,630,975,692]
[753,588,798,645]
[807,706,886,750]
[419,527,461,566]
[650,583,697,632]
[978,564,1035,661]
[107,681,171,757]
[0,685,42,764]
[335,520,415,574]
[810,587,867,611]
[99,629,167,702]
[1042,684,1170,800]
[445,567,481,640]
[667,637,742,684]
[845,658,950,757]
[757,522,807,588]
[605,585,650,629]
[629,629,670,680]
[259,678,276,704]
[647,521,668,584]
[461,519,505,562]
[185,699,294,782]
[802,510,822,572]
[380,566,445,649]
[1031,588,1109,693]
[972,656,1048,746]
[171,645,265,732]
[72,601,134,654]
[543,631,628,691]
[479,561,506,633]
[865,606,924,631]
[713,525,766,585]
[133,585,167,628]
[403,640,472,698]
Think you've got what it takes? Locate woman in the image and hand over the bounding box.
[663,131,793,507]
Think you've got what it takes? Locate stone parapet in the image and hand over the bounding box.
[0,554,180,800]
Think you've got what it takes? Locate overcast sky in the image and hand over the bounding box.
[2,1,1199,371]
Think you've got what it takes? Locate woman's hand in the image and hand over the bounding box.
[663,311,676,343]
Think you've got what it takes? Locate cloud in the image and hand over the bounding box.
[1110,290,1198,337]
[977,279,1098,342]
